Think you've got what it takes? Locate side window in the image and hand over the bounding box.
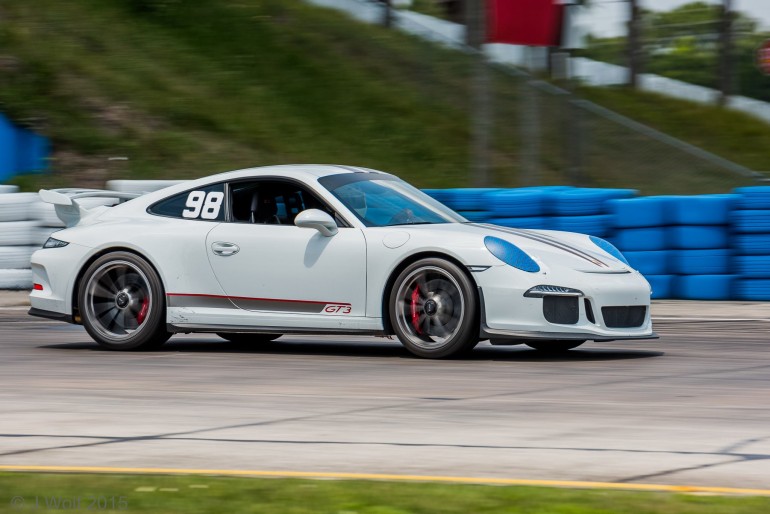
[229,180,340,226]
[149,183,226,221]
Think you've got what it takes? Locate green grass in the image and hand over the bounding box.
[580,86,770,176]
[0,473,769,514]
[1,0,769,194]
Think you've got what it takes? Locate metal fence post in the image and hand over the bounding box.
[718,0,734,106]
[467,0,491,187]
[628,0,642,88]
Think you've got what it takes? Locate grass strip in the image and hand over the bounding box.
[1,472,769,513]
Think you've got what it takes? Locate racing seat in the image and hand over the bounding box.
[284,192,304,224]
[249,191,259,224]
[252,193,281,224]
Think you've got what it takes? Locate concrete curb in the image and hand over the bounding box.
[2,290,768,320]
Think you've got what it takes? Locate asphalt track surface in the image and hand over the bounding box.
[1,309,769,490]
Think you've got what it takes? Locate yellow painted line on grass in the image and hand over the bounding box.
[0,465,769,496]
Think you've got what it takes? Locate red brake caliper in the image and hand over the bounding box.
[136,297,150,325]
[410,286,422,334]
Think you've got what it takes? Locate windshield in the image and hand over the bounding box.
[320,174,466,227]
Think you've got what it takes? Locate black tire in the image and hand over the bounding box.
[216,333,281,346]
[79,251,171,351]
[526,341,584,353]
[389,258,479,358]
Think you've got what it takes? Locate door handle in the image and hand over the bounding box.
[211,241,240,257]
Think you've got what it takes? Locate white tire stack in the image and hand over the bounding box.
[0,189,121,289]
[107,179,186,194]
[0,189,37,289]
[0,180,184,290]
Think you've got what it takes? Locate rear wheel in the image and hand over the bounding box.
[526,341,584,353]
[79,251,170,350]
[216,333,281,346]
[389,258,478,359]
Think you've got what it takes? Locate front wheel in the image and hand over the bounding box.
[526,341,584,353]
[389,258,479,359]
[79,251,170,351]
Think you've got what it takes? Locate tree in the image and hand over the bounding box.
[579,1,770,102]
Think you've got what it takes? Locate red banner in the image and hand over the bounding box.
[487,0,564,47]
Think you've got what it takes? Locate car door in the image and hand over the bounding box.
[204,179,367,325]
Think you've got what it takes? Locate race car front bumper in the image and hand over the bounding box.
[474,264,657,342]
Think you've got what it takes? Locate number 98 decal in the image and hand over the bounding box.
[183,190,224,220]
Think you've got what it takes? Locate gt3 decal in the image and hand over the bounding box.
[167,293,352,314]
[323,304,352,314]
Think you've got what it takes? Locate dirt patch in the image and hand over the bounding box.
[48,150,121,189]
[0,55,21,73]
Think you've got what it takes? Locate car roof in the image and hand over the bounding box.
[107,164,392,217]
[207,164,388,181]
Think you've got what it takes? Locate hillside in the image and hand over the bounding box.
[1,0,769,194]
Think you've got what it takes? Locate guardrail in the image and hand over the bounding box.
[3,181,770,300]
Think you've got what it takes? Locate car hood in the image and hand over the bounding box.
[395,222,631,273]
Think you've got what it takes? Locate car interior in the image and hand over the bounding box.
[230,181,341,225]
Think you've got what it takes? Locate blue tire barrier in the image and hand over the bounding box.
[485,189,546,218]
[734,279,770,301]
[623,250,671,276]
[421,189,451,206]
[552,188,637,216]
[734,186,770,210]
[607,196,668,228]
[666,194,738,225]
[487,217,551,230]
[734,255,770,278]
[732,234,770,255]
[675,275,736,300]
[646,275,675,299]
[0,113,50,182]
[14,128,49,173]
[550,215,612,238]
[667,225,729,250]
[457,210,492,223]
[499,186,575,215]
[0,114,17,183]
[730,210,770,233]
[669,249,732,275]
[612,227,668,252]
[514,186,575,192]
[442,188,501,212]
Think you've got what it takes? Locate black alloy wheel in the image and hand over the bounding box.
[79,251,170,350]
[389,258,479,358]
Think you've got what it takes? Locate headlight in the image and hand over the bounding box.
[484,236,540,273]
[589,236,628,265]
[43,237,69,249]
[524,285,584,298]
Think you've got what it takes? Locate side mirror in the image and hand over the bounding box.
[294,209,338,237]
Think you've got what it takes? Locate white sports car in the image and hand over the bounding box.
[29,165,655,358]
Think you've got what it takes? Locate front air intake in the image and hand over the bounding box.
[601,306,646,328]
[543,296,579,325]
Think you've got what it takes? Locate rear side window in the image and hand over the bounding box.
[148,183,226,221]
